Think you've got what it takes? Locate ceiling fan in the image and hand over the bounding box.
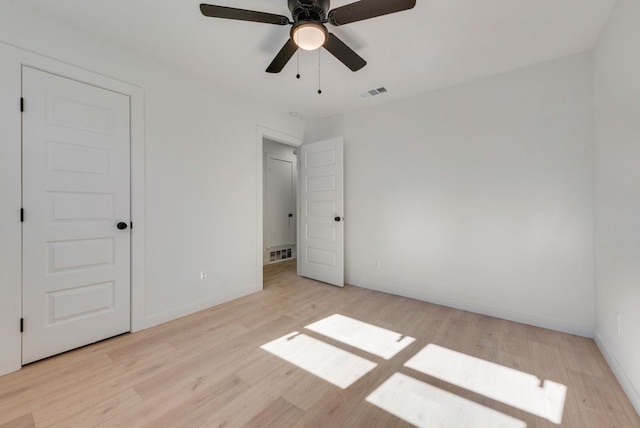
[200,0,416,73]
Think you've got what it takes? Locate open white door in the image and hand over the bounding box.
[297,137,344,287]
[21,67,131,364]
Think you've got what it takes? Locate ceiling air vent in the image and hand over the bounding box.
[361,87,388,98]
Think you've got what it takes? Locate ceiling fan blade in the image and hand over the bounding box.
[328,0,416,26]
[266,39,298,73]
[323,33,366,71]
[200,4,290,25]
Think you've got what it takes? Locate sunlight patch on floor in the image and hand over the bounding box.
[260,331,377,389]
[305,314,416,359]
[405,344,567,424]
[366,373,527,428]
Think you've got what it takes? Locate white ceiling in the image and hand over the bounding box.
[12,0,616,120]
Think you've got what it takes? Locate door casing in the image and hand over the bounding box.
[0,43,145,376]
[256,126,302,287]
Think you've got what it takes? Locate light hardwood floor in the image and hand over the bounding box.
[1,260,638,427]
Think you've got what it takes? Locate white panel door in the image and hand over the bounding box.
[298,137,344,287]
[22,67,131,364]
[266,154,295,248]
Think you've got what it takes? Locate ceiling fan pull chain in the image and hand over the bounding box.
[296,50,301,79]
[318,49,322,95]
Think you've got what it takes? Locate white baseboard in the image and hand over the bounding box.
[594,332,640,417]
[142,285,261,330]
[348,277,594,338]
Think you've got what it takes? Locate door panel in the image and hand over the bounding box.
[298,137,344,287]
[22,67,131,364]
[266,154,295,248]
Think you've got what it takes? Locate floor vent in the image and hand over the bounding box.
[269,248,293,263]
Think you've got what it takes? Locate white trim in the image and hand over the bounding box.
[0,43,23,376]
[594,332,640,416]
[129,82,146,333]
[0,41,146,376]
[348,276,595,338]
[145,285,261,328]
[256,126,302,289]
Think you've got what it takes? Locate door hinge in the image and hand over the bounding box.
[130,222,133,230]
[20,97,24,112]
[20,208,24,222]
[20,318,24,333]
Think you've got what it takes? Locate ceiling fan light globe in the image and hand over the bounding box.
[292,22,327,51]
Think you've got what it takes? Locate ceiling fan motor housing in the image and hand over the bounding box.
[288,0,330,22]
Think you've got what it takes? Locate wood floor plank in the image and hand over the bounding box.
[42,388,143,428]
[1,260,637,427]
[0,413,35,428]
[97,375,249,427]
[0,352,113,400]
[577,407,635,428]
[0,354,116,425]
[569,372,626,413]
[26,344,179,426]
[195,381,291,427]
[244,396,305,427]
[140,375,250,428]
[561,334,606,378]
[280,370,335,412]
[499,319,532,359]
[341,400,404,428]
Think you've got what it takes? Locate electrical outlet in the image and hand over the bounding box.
[200,270,208,281]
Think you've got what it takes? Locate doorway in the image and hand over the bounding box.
[255,128,345,289]
[263,139,298,265]
[256,127,302,289]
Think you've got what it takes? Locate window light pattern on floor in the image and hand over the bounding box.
[366,373,527,428]
[305,313,415,359]
[404,344,567,424]
[259,315,565,426]
[260,331,377,389]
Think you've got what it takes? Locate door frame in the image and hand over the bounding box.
[0,42,146,375]
[256,126,302,288]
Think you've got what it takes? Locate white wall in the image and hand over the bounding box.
[306,53,595,336]
[0,3,302,375]
[593,0,640,414]
[263,138,298,264]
